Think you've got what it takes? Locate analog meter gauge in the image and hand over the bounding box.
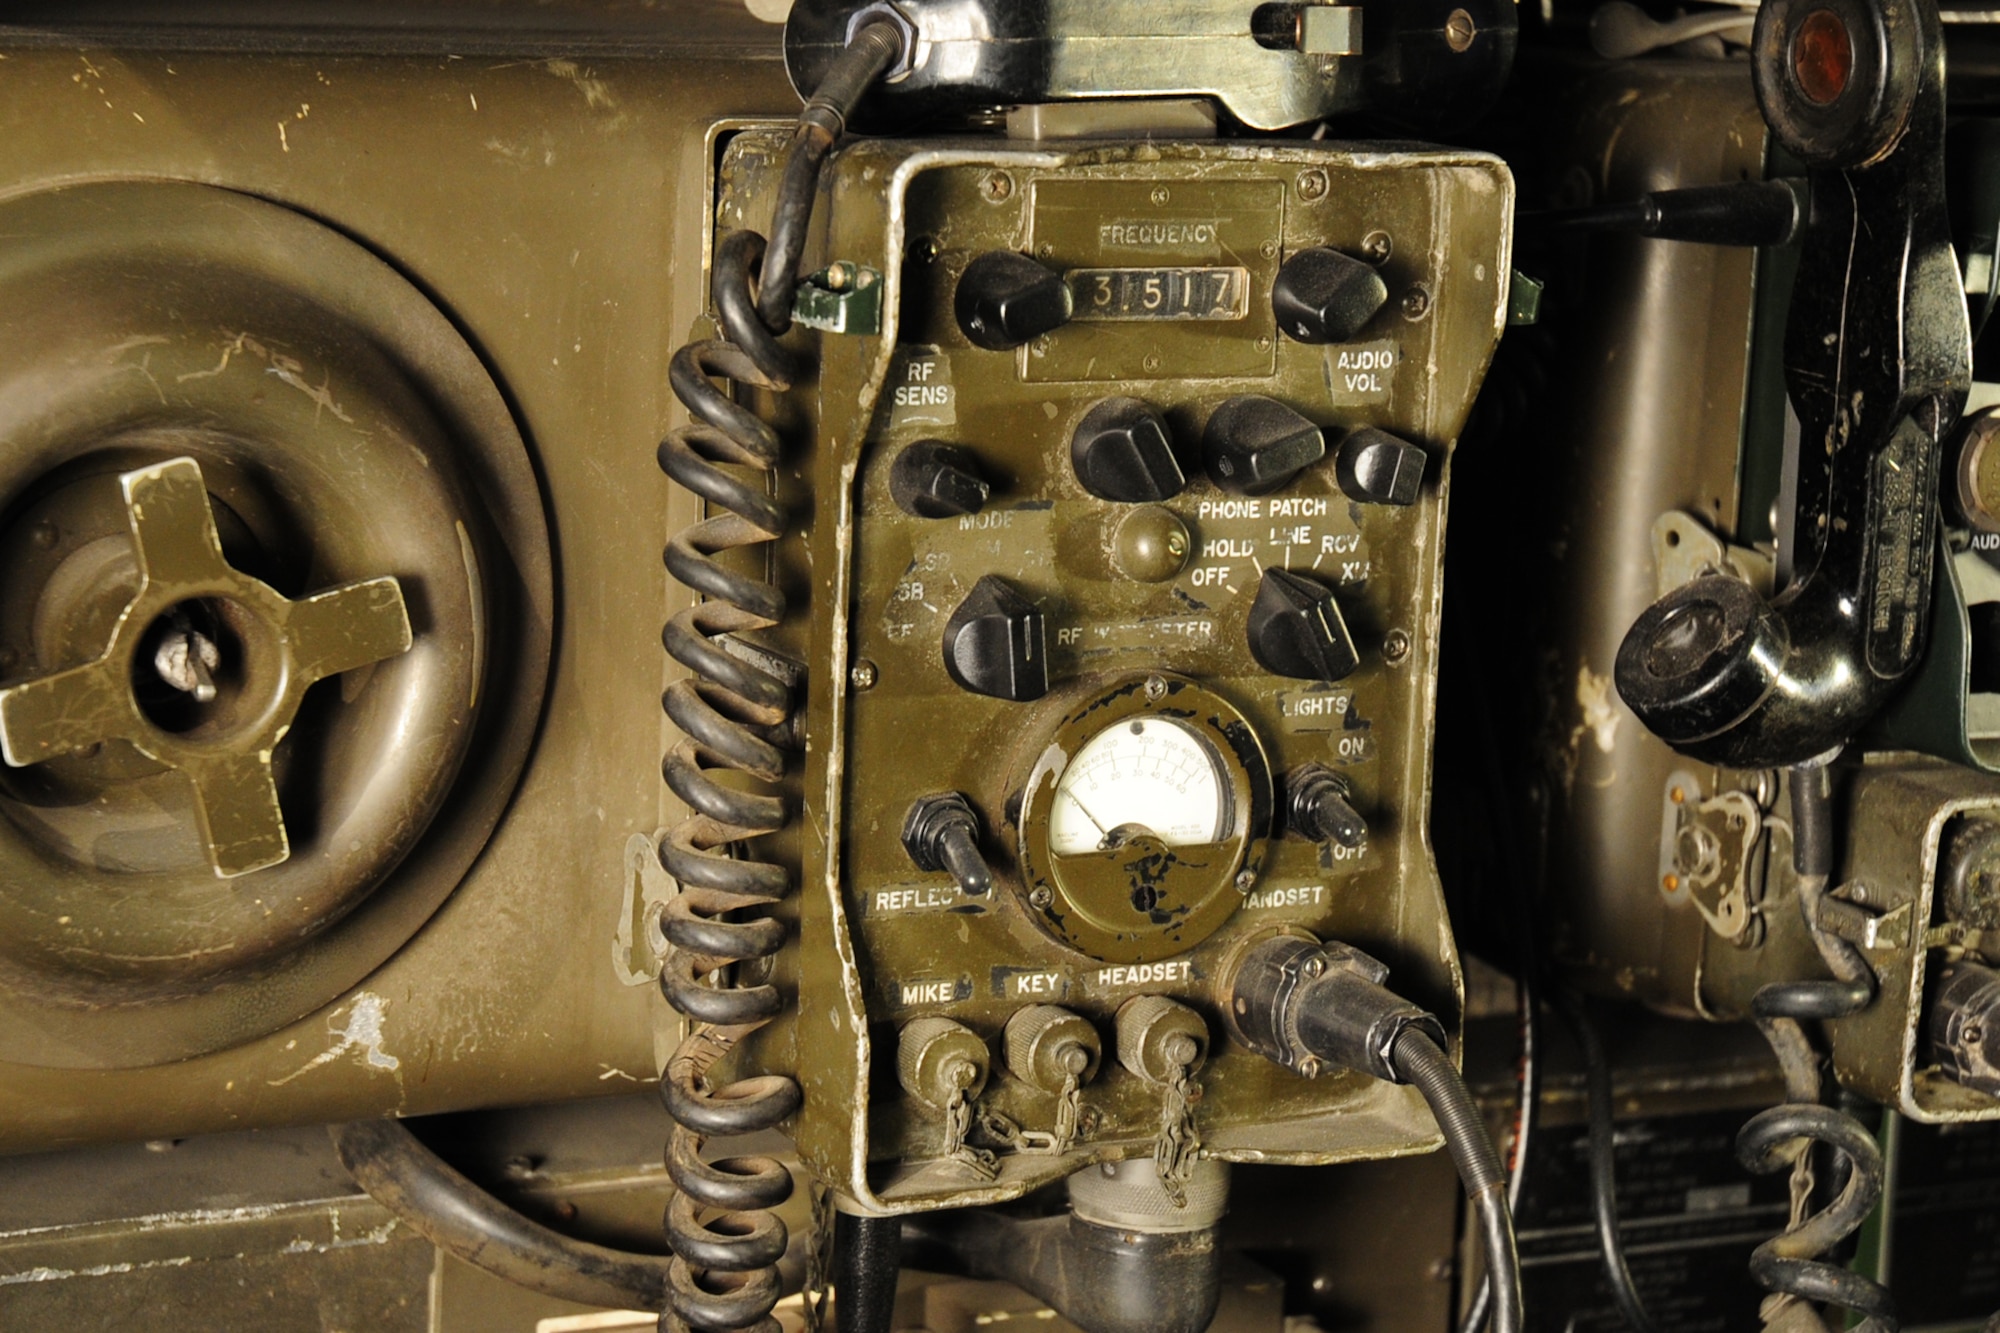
[1017,674,1273,962]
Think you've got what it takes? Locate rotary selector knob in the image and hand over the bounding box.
[1272,247,1389,345]
[1335,427,1426,506]
[1071,398,1193,503]
[1247,568,1359,682]
[891,440,990,519]
[1203,396,1326,496]
[943,574,1049,702]
[955,251,1074,351]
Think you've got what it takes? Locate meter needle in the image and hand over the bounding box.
[1059,788,1115,849]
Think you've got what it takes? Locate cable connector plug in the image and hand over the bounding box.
[1222,933,1445,1082]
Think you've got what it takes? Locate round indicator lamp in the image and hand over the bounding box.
[1017,674,1274,963]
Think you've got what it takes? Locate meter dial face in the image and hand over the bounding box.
[1015,674,1273,964]
[1047,718,1231,856]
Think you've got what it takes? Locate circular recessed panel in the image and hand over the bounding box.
[1017,674,1273,963]
[0,181,552,1068]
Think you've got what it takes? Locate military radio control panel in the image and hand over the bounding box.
[702,130,1514,1212]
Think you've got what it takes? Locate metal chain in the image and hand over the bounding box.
[1157,1062,1201,1207]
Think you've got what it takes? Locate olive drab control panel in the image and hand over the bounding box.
[692,129,1515,1211]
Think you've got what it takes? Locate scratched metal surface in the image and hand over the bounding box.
[0,41,795,1151]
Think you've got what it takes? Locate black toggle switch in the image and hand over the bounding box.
[891,440,990,519]
[1247,569,1359,682]
[955,251,1074,351]
[1070,397,1193,503]
[1203,396,1326,496]
[1335,427,1427,506]
[943,574,1049,702]
[902,791,995,896]
[1287,763,1368,848]
[1272,247,1389,345]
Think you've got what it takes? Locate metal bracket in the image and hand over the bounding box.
[0,457,412,878]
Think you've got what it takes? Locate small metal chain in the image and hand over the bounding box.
[944,1064,999,1180]
[803,1182,833,1333]
[1052,1069,1082,1154]
[1156,1061,1201,1207]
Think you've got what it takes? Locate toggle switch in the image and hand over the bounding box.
[943,574,1049,702]
[902,791,995,896]
[1203,396,1326,496]
[955,251,1074,351]
[1247,569,1359,682]
[1287,763,1368,848]
[1335,427,1426,506]
[1272,246,1389,345]
[891,440,990,519]
[1071,397,1193,503]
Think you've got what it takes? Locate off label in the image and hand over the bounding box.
[886,345,955,430]
[1325,341,1397,403]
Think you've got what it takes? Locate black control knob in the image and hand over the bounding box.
[1203,396,1326,496]
[1335,427,1426,506]
[1287,763,1367,848]
[1273,247,1389,344]
[1070,398,1193,503]
[1247,569,1359,682]
[943,574,1049,702]
[891,440,990,519]
[955,251,1074,352]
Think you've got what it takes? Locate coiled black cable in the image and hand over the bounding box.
[1564,992,1657,1333]
[655,22,905,1333]
[1736,760,1895,1333]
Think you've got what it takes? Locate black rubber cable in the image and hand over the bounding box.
[1392,1028,1525,1333]
[330,1119,675,1312]
[1564,994,1658,1333]
[1456,975,1539,1333]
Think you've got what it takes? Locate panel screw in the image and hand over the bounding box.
[1142,354,1162,373]
[1302,955,1327,978]
[1151,185,1172,206]
[1362,230,1393,263]
[982,171,1014,202]
[1038,243,1055,259]
[1235,869,1257,892]
[912,236,940,263]
[1145,674,1168,701]
[1296,1055,1322,1078]
[1445,7,1477,52]
[1256,335,1273,351]
[1402,285,1432,320]
[850,660,878,691]
[1030,886,1054,909]
[1383,629,1411,664]
[1261,239,1281,260]
[1296,169,1329,201]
